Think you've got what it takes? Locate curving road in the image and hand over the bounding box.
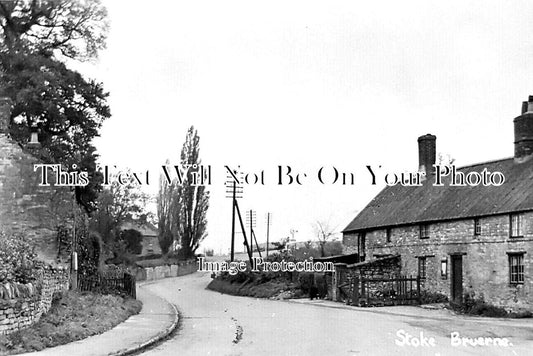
[139,272,533,356]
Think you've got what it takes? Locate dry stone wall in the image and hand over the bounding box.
[0,265,69,335]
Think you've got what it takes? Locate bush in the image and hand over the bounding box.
[119,229,143,255]
[78,231,103,277]
[0,231,37,284]
[450,292,508,317]
[420,291,448,304]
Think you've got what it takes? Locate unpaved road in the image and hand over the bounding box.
[140,272,533,356]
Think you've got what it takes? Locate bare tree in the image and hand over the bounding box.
[314,220,337,257]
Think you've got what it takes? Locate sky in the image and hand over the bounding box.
[77,0,533,254]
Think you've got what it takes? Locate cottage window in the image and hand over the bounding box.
[419,224,430,239]
[440,259,447,279]
[509,253,524,284]
[418,257,427,279]
[510,214,523,238]
[474,218,481,236]
[386,228,392,243]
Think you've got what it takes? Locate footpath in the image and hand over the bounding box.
[287,298,533,328]
[18,282,179,356]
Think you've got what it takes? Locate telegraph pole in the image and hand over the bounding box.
[226,171,243,261]
[246,209,262,258]
[266,213,271,257]
[230,181,236,261]
[225,169,254,264]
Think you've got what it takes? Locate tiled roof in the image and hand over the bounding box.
[343,157,533,233]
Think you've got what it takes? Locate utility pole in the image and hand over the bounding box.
[230,181,236,261]
[226,171,243,261]
[246,209,262,258]
[225,169,253,264]
[265,213,271,257]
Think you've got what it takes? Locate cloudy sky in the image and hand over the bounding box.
[79,0,533,253]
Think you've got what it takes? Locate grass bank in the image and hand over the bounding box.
[0,291,142,355]
[207,277,304,299]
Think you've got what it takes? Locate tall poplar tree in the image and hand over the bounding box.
[157,127,210,258]
[177,126,209,258]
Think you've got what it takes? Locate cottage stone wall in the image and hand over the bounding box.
[0,265,69,335]
[343,212,533,311]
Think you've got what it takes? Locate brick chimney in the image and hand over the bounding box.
[514,96,533,162]
[418,134,436,174]
[0,97,11,134]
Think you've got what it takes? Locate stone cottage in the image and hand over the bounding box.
[120,220,161,256]
[342,96,533,311]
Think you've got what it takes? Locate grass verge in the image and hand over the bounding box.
[0,291,142,355]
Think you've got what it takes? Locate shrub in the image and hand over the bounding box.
[0,231,37,284]
[451,292,508,317]
[420,291,448,304]
[78,231,103,277]
[119,229,143,255]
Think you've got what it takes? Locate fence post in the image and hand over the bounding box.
[416,275,421,304]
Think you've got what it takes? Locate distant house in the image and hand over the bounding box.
[342,96,533,311]
[120,221,161,256]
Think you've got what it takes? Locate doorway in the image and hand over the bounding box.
[450,255,463,304]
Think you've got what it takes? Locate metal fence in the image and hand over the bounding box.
[77,272,136,299]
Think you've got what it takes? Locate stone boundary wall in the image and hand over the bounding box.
[136,259,198,282]
[0,264,69,335]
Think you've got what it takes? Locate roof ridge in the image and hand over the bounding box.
[454,156,513,170]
